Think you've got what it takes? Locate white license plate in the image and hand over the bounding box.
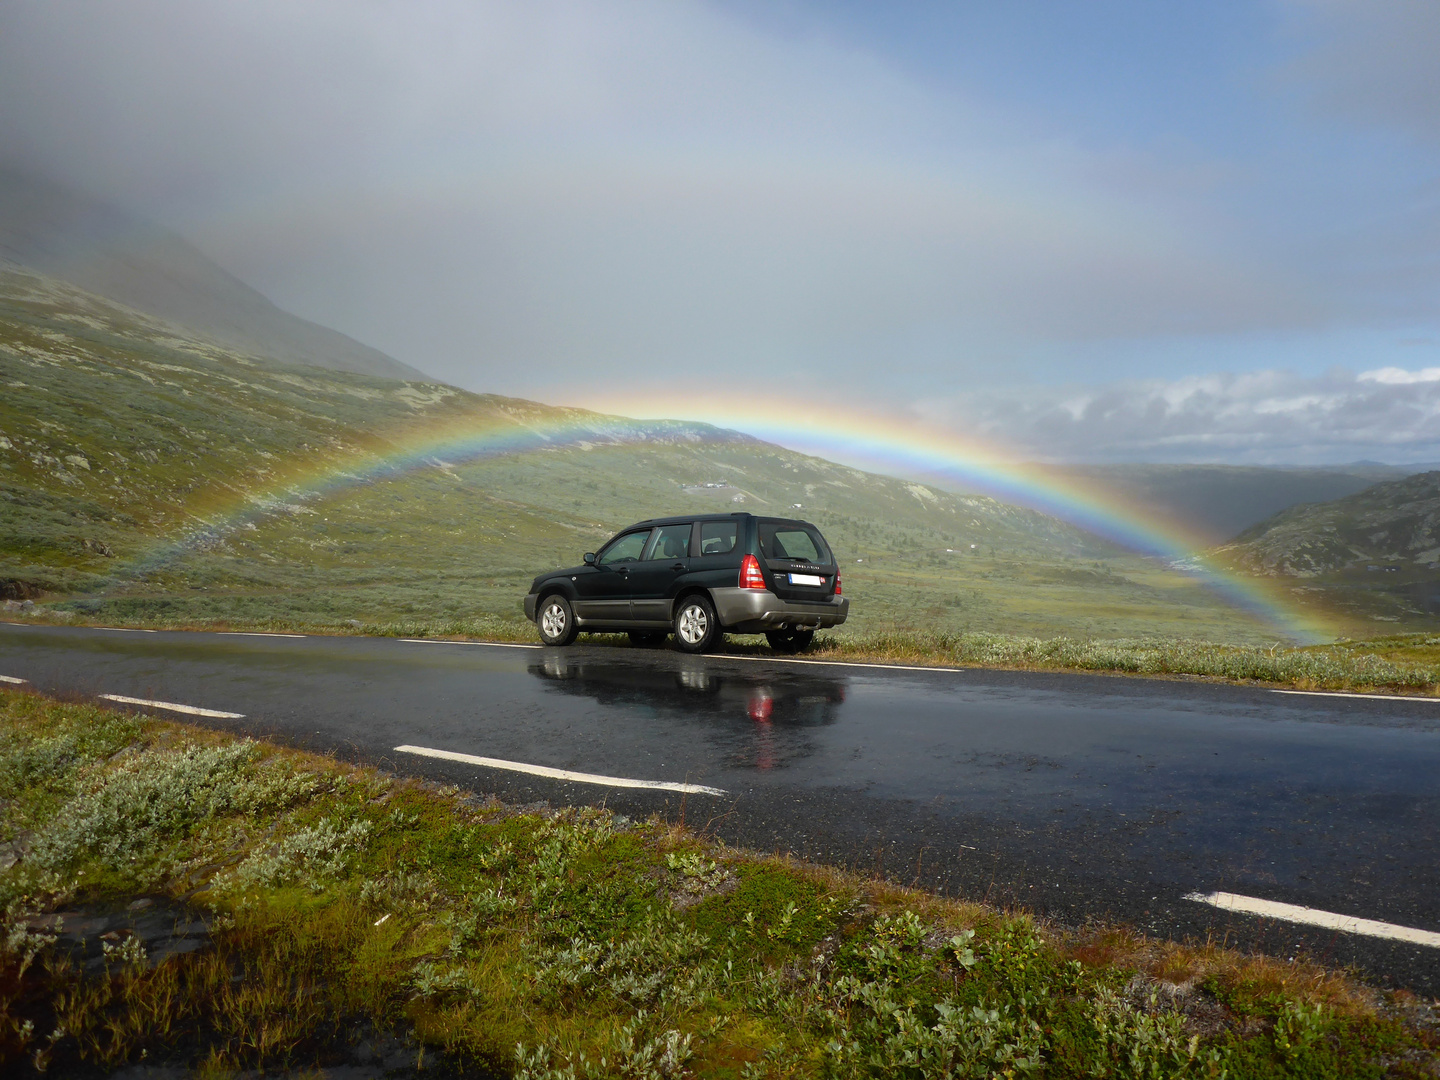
[788,573,825,586]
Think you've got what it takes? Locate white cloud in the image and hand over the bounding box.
[922,367,1440,463]
[1358,366,1440,385]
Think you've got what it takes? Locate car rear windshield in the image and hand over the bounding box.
[758,521,832,564]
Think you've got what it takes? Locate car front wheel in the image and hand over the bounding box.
[673,595,720,653]
[537,595,579,646]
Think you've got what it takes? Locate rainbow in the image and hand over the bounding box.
[111,394,1337,642]
[588,395,1339,642]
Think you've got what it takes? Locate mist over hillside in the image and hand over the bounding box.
[0,168,423,380]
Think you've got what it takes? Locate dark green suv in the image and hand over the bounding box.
[523,512,848,653]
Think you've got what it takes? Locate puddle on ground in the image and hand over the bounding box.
[19,896,212,975]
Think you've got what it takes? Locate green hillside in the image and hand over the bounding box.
[1216,471,1440,627]
[1,264,1298,642]
[1044,462,1405,545]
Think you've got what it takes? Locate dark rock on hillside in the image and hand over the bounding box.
[0,168,425,381]
[1216,471,1440,576]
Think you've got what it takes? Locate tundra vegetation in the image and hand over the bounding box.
[2,688,1436,1078]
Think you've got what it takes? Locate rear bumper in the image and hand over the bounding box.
[710,587,849,633]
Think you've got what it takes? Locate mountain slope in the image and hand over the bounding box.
[0,263,1297,641]
[1218,472,1440,576]
[1043,463,1407,545]
[0,168,423,380]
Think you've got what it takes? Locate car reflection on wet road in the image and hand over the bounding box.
[530,653,845,771]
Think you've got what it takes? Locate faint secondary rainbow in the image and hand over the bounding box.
[115,397,1336,642]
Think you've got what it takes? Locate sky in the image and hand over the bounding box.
[1,0,1439,464]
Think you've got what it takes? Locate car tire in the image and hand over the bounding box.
[765,628,815,654]
[628,630,667,647]
[673,594,721,654]
[537,594,579,646]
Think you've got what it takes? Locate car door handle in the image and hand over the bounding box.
[671,562,685,570]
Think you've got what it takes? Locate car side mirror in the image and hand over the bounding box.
[583,552,597,566]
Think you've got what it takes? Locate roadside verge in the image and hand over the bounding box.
[1,688,1436,1076]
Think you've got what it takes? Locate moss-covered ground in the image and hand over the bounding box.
[1,688,1436,1078]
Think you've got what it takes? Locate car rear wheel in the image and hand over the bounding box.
[537,594,579,646]
[765,628,815,654]
[673,595,720,653]
[628,630,667,647]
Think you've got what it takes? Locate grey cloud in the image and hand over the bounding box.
[1284,0,1440,142]
[0,0,1330,401]
[922,368,1440,464]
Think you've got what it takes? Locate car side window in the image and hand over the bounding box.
[598,530,651,566]
[643,523,692,560]
[698,521,738,555]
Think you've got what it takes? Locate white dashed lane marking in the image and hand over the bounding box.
[94,627,157,633]
[400,639,541,649]
[0,675,27,684]
[219,632,306,639]
[1185,891,1440,948]
[393,744,727,796]
[1271,689,1440,703]
[99,694,245,719]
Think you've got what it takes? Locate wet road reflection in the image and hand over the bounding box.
[530,654,846,771]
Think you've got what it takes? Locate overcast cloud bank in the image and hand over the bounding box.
[920,365,1440,465]
[0,1,1438,463]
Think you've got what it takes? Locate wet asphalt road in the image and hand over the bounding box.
[3,622,1439,993]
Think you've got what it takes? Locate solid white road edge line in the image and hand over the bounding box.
[98,694,246,720]
[393,744,727,796]
[718,653,964,674]
[1271,689,1440,703]
[1184,891,1440,948]
[219,632,307,639]
[399,639,541,649]
[0,675,27,684]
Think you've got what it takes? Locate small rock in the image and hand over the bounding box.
[127,898,154,912]
[346,619,363,628]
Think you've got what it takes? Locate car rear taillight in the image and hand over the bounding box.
[834,572,842,596]
[739,553,766,590]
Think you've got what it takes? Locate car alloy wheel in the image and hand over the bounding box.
[674,595,718,653]
[538,595,578,646]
